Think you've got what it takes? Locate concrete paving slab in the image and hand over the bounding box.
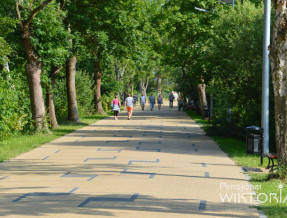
[0,103,259,217]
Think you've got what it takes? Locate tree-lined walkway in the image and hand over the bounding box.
[0,104,259,217]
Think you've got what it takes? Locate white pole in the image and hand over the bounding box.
[261,0,271,154]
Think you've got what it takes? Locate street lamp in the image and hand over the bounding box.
[261,0,271,154]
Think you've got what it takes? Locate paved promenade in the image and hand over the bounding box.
[0,103,259,217]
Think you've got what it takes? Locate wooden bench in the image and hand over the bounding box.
[266,152,278,172]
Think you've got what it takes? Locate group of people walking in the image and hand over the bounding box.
[169,92,184,111]
[139,93,163,111]
[111,93,164,120]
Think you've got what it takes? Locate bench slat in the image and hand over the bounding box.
[266,152,277,159]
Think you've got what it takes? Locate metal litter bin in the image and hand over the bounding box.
[246,134,261,154]
[245,126,264,165]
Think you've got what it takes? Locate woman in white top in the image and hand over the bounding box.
[140,93,146,111]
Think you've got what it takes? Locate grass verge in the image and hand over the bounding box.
[187,110,286,218]
[0,113,111,162]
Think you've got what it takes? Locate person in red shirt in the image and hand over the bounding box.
[112,94,121,120]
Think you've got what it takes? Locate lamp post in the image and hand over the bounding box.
[261,0,271,154]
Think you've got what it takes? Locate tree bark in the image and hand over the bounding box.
[115,58,128,81]
[157,76,162,95]
[46,66,60,129]
[269,1,287,163]
[66,56,79,122]
[139,79,148,98]
[26,63,48,131]
[197,84,208,118]
[94,59,106,114]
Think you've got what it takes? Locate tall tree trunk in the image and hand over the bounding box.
[66,56,79,122]
[16,0,53,132]
[192,87,200,113]
[197,84,208,118]
[94,59,106,114]
[157,76,162,94]
[26,63,48,131]
[269,1,287,163]
[139,81,144,96]
[139,79,148,98]
[46,66,60,129]
[18,15,49,131]
[182,65,187,103]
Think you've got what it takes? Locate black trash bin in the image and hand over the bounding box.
[246,134,261,154]
[245,126,264,165]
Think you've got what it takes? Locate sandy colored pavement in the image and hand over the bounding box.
[0,103,260,217]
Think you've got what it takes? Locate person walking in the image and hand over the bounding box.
[133,94,138,106]
[112,94,121,120]
[125,94,134,120]
[140,93,146,111]
[149,93,156,111]
[178,94,183,111]
[157,94,163,110]
[169,93,174,108]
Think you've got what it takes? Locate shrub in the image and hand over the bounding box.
[0,72,32,139]
[101,94,113,112]
[54,70,95,122]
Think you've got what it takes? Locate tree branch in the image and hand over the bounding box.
[16,1,21,20]
[25,0,53,25]
[60,0,66,11]
[16,0,24,30]
[121,62,128,75]
[145,79,149,90]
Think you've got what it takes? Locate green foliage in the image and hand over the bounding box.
[168,1,266,138]
[0,38,11,64]
[101,94,113,112]
[31,2,70,74]
[53,78,67,123]
[54,70,95,122]
[0,72,32,140]
[0,14,17,63]
[205,1,264,136]
[0,0,272,150]
[277,163,287,180]
[75,71,95,115]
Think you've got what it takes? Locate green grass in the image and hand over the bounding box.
[187,111,286,218]
[212,136,268,167]
[0,113,111,162]
[187,110,267,167]
[186,111,210,125]
[251,173,287,218]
